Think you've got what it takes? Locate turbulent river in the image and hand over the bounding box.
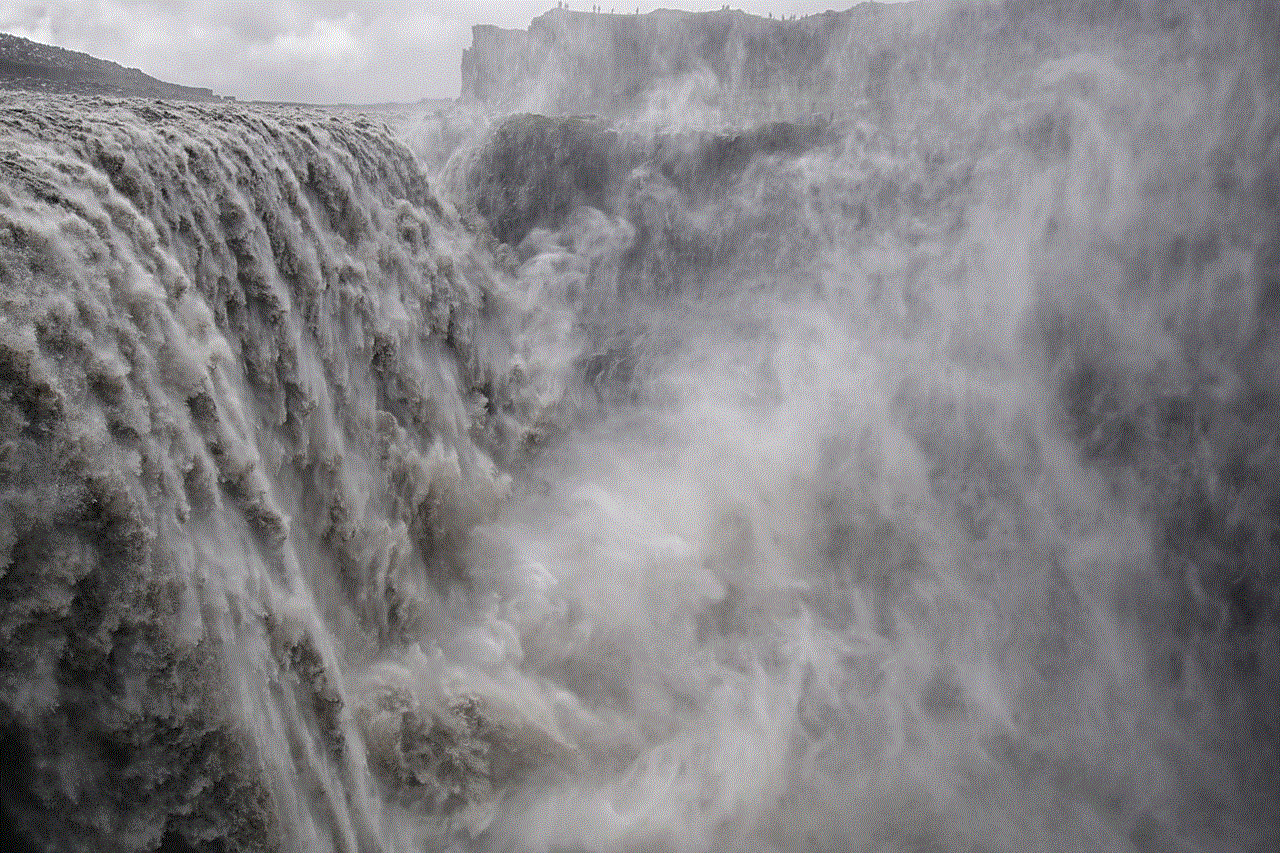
[1,3,1277,852]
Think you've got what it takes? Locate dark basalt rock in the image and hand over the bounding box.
[456,114,625,247]
[453,112,838,248]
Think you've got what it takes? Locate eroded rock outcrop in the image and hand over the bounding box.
[448,111,838,245]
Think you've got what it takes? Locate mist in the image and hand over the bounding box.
[1,2,1276,852]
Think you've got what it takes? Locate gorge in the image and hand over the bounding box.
[2,2,1278,852]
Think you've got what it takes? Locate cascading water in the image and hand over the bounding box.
[1,3,1277,853]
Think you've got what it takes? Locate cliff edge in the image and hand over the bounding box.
[459,2,1210,117]
[461,6,869,115]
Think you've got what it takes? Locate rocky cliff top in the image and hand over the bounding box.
[459,1,1225,118]
[0,31,221,100]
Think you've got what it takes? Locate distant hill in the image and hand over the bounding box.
[0,31,221,100]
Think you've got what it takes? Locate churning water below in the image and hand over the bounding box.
[1,5,1278,853]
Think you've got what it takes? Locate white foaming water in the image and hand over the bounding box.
[1,4,1277,853]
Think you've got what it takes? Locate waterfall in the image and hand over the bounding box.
[2,3,1277,852]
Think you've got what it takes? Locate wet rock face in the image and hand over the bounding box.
[454,112,837,248]
[455,114,625,247]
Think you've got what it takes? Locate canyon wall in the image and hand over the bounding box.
[460,2,1217,117]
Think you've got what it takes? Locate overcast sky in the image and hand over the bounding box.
[0,1,900,103]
